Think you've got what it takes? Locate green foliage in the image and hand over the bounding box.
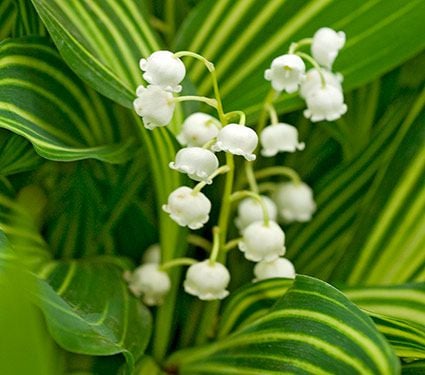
[167,276,399,374]
[286,88,425,282]
[0,130,42,175]
[0,37,135,163]
[333,91,425,284]
[0,0,16,40]
[176,0,425,118]
[216,278,425,362]
[0,185,51,271]
[31,0,159,108]
[0,234,61,375]
[217,278,293,338]
[34,257,152,374]
[344,283,425,329]
[1,0,424,373]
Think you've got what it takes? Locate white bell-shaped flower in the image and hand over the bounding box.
[311,27,346,69]
[139,50,186,93]
[254,257,296,281]
[273,182,316,223]
[162,186,211,229]
[264,54,306,93]
[239,220,285,262]
[177,113,221,147]
[260,123,305,157]
[184,260,230,300]
[126,264,171,306]
[142,244,161,264]
[212,124,258,161]
[169,147,219,183]
[304,85,347,122]
[133,85,175,130]
[235,196,277,231]
[300,68,343,99]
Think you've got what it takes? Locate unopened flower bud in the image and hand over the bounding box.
[304,85,347,122]
[142,244,161,264]
[212,124,258,161]
[311,27,346,69]
[126,264,170,306]
[254,257,296,281]
[177,113,221,147]
[300,68,343,99]
[235,196,277,231]
[273,182,316,223]
[260,123,305,157]
[139,50,186,92]
[169,147,219,183]
[162,186,211,229]
[133,85,175,129]
[239,221,285,262]
[184,260,230,300]
[264,54,306,93]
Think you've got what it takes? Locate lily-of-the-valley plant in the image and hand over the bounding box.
[130,27,347,306]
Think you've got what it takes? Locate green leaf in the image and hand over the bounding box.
[34,257,152,374]
[27,0,185,237]
[0,129,42,175]
[345,282,425,359]
[31,0,160,108]
[332,90,425,285]
[135,355,165,375]
[176,0,425,118]
[27,0,185,254]
[366,313,425,360]
[167,275,399,375]
[0,0,16,40]
[44,161,115,259]
[344,283,425,331]
[0,187,51,270]
[403,360,425,375]
[44,155,154,259]
[0,37,135,163]
[286,89,423,283]
[218,278,425,361]
[217,278,293,338]
[0,185,151,372]
[0,245,61,375]
[13,0,47,37]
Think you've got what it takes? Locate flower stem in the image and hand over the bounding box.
[187,234,212,252]
[225,110,246,125]
[217,153,235,245]
[224,237,242,252]
[174,51,226,124]
[288,38,313,54]
[192,165,231,194]
[295,51,326,87]
[202,138,217,149]
[173,95,218,109]
[160,257,197,271]
[255,166,301,184]
[210,69,226,124]
[245,161,259,193]
[194,153,234,345]
[256,88,277,135]
[258,182,278,193]
[209,227,221,263]
[230,190,270,226]
[174,51,215,71]
[266,103,279,125]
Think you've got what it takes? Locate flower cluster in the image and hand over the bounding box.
[265,27,347,123]
[127,27,346,306]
